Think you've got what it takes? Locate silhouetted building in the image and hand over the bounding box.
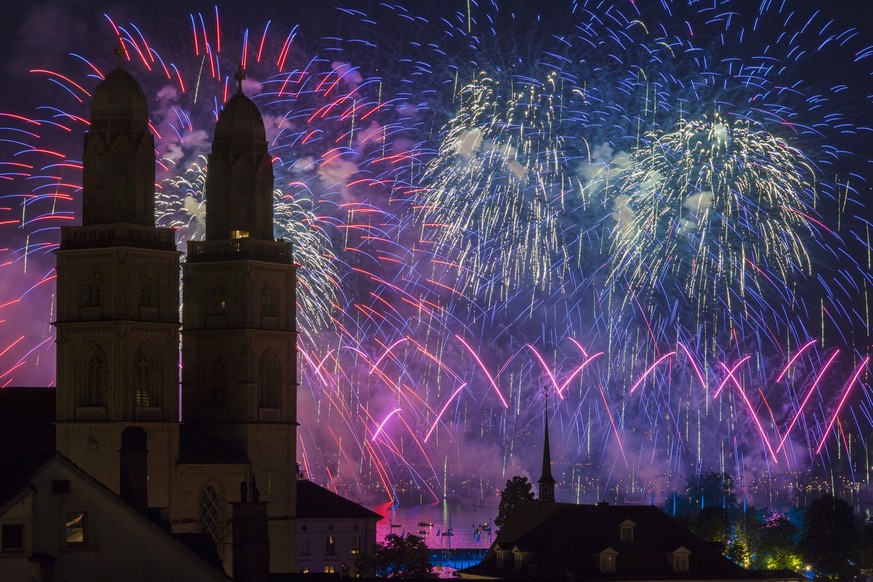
[46,48,297,576]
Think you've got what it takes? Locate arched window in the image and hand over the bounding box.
[258,351,280,409]
[134,345,160,407]
[199,484,223,542]
[261,284,277,317]
[85,270,102,307]
[140,274,154,308]
[81,346,106,406]
[205,353,227,407]
[210,284,226,315]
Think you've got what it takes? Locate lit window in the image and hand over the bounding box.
[599,549,617,573]
[351,534,361,555]
[231,230,250,239]
[324,565,335,574]
[1,524,24,552]
[326,535,336,556]
[211,286,226,315]
[135,346,159,407]
[65,512,86,545]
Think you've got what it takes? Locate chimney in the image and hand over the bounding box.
[119,426,149,513]
[232,477,270,582]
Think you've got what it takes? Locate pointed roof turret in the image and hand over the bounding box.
[203,65,274,241]
[537,388,555,502]
[211,65,267,151]
[81,42,156,227]
[90,40,149,130]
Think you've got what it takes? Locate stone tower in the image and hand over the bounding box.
[54,47,181,508]
[180,68,298,573]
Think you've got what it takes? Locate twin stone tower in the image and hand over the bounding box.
[54,52,299,574]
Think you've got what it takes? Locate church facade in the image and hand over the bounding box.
[53,52,298,575]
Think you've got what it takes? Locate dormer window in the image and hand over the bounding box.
[495,549,505,569]
[672,547,691,572]
[620,519,635,543]
[599,548,618,573]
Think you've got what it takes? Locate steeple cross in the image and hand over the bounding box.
[114,40,125,69]
[234,64,246,93]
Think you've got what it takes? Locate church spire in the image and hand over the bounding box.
[537,386,555,502]
[82,43,154,227]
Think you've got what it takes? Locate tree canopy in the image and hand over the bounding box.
[495,475,535,529]
[356,533,436,579]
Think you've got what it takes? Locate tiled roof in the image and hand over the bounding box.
[461,501,803,581]
[296,479,383,520]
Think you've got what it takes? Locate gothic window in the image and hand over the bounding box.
[134,345,159,407]
[261,284,277,317]
[85,270,102,307]
[81,347,106,406]
[258,351,280,409]
[211,284,226,315]
[199,484,223,542]
[140,274,154,308]
[206,354,227,407]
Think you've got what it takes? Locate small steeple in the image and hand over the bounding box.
[537,386,555,502]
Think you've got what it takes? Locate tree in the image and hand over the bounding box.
[800,494,860,581]
[495,475,535,529]
[686,472,736,512]
[693,505,731,545]
[356,533,436,579]
[753,511,801,571]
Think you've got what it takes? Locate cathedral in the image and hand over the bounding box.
[52,48,298,575]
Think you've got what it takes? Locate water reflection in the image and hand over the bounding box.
[370,500,498,550]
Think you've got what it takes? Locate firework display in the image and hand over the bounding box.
[1,0,872,505]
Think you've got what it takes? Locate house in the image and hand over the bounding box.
[0,453,227,581]
[458,500,802,581]
[296,478,382,577]
[458,403,802,581]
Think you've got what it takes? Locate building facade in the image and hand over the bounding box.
[52,53,298,575]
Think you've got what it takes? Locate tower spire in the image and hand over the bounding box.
[537,386,555,502]
[234,64,246,94]
[114,39,125,69]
